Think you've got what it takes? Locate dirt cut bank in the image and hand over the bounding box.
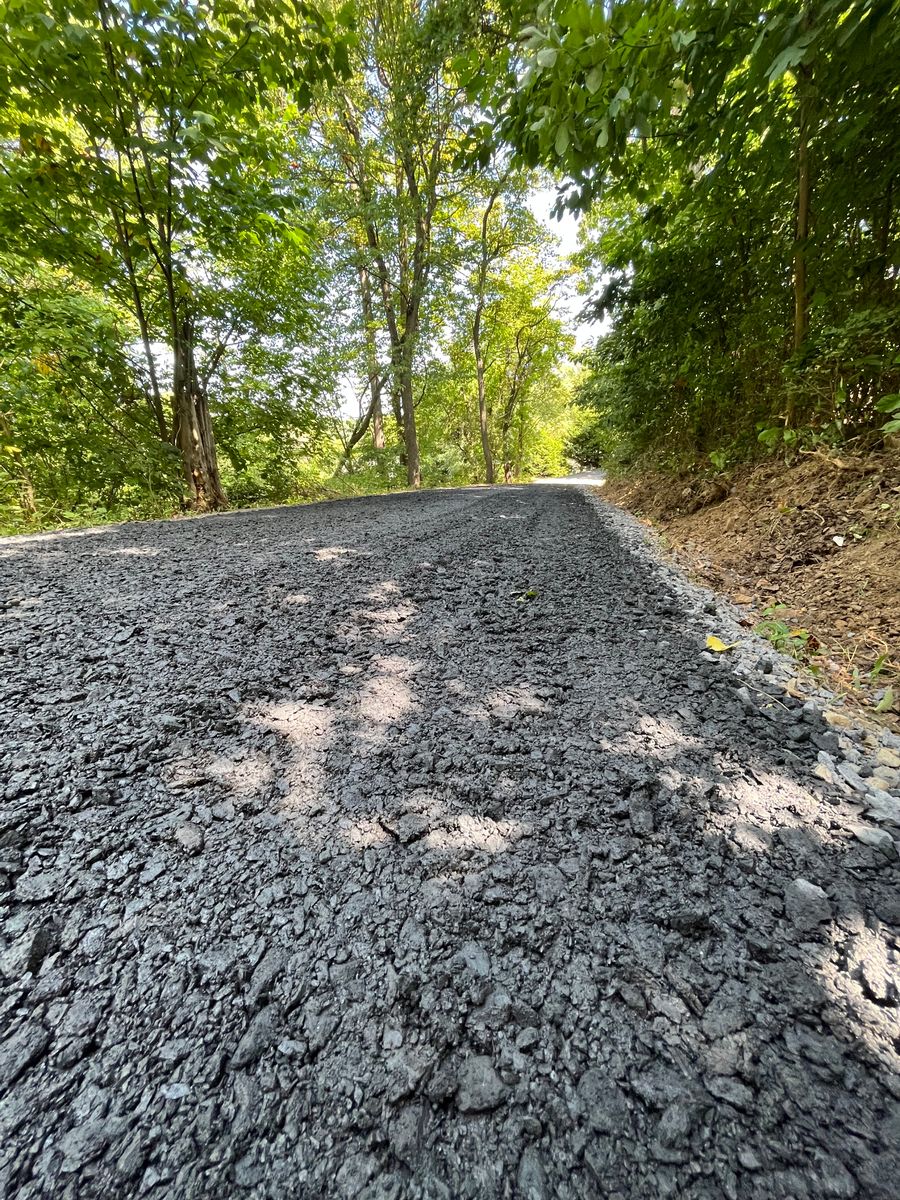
[601,449,900,726]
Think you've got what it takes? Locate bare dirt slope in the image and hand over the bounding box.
[1,485,898,1198]
[601,450,900,717]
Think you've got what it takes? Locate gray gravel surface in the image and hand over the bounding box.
[1,484,898,1199]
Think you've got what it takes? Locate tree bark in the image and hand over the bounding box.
[358,265,385,449]
[792,54,813,357]
[473,191,500,484]
[171,314,227,511]
[400,352,421,487]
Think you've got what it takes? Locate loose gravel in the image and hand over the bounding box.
[1,483,898,1199]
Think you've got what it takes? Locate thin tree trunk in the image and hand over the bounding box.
[792,76,816,350]
[793,53,813,358]
[877,178,893,299]
[475,356,494,484]
[401,367,421,487]
[472,196,497,484]
[171,314,227,511]
[372,392,384,450]
[358,265,385,449]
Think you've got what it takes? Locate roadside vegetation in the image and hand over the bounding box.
[1,0,898,546]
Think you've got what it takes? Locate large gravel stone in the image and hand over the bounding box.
[785,879,833,931]
[456,1056,507,1112]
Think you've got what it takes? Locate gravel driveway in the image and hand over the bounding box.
[1,484,898,1198]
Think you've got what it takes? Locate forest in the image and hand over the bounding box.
[0,0,897,530]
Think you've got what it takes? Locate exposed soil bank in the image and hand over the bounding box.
[600,450,900,725]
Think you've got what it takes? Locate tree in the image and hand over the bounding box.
[0,0,351,509]
[491,0,900,455]
[311,0,480,486]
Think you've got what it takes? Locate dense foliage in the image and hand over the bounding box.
[488,0,900,467]
[1,0,898,532]
[0,0,575,532]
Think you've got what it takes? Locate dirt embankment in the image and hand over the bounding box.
[601,449,900,723]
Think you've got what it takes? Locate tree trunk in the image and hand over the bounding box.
[358,264,385,449]
[401,371,420,487]
[397,301,421,487]
[792,62,813,357]
[473,190,500,484]
[372,393,385,450]
[172,315,227,511]
[475,359,494,484]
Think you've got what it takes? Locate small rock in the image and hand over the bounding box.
[849,824,895,854]
[382,1027,404,1051]
[160,1082,191,1101]
[865,793,900,826]
[656,1101,693,1146]
[230,1005,280,1068]
[628,795,655,837]
[784,879,832,932]
[395,814,429,844]
[139,860,165,884]
[59,1120,110,1172]
[0,1023,51,1088]
[174,822,204,854]
[517,1147,548,1200]
[812,763,835,785]
[305,1009,340,1054]
[836,761,867,795]
[823,709,853,729]
[276,1038,306,1057]
[576,1068,631,1133]
[515,1027,540,1053]
[876,747,900,770]
[248,948,286,1004]
[15,870,62,903]
[706,1075,753,1109]
[456,1056,507,1112]
[735,686,755,712]
[456,941,491,977]
[0,925,56,978]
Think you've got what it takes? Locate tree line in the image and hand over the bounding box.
[0,0,574,528]
[1,1,897,530]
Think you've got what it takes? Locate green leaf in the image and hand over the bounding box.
[766,45,806,81]
[554,124,570,155]
[536,47,558,68]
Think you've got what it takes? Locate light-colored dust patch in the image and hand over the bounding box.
[263,700,335,742]
[425,814,527,854]
[594,715,705,761]
[358,656,417,725]
[485,683,548,719]
[205,753,273,798]
[343,818,395,850]
[312,545,368,562]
